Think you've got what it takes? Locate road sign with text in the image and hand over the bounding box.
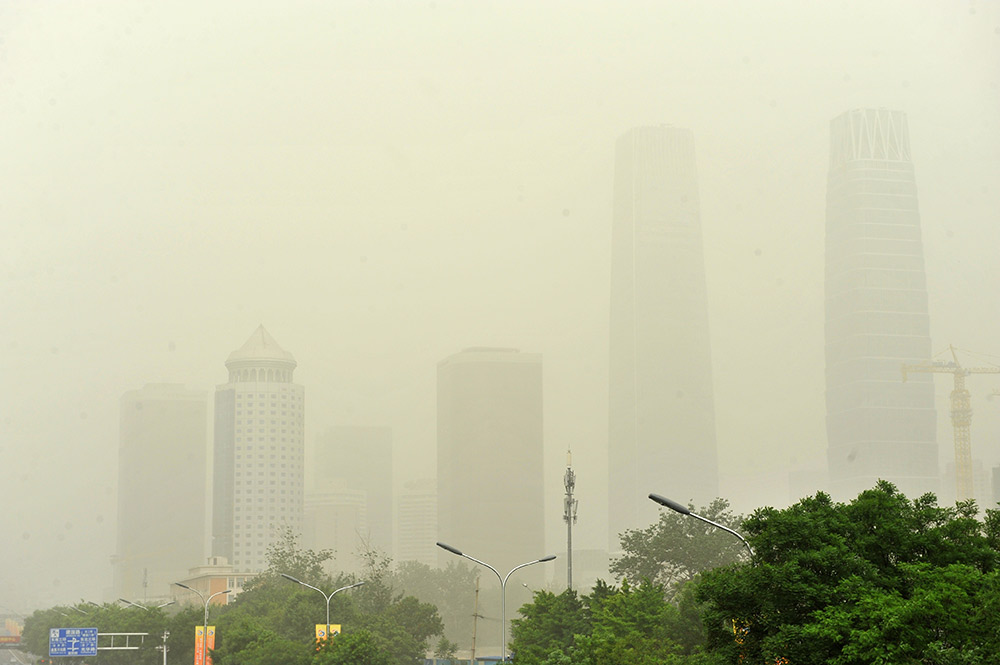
[49,627,98,657]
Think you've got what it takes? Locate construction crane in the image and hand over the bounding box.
[902,346,1000,501]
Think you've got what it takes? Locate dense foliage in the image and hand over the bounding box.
[696,481,1000,664]
[612,498,746,600]
[22,530,443,665]
[22,484,1000,665]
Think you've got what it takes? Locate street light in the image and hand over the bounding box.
[437,542,555,662]
[280,575,365,643]
[648,493,754,557]
[118,598,176,611]
[174,583,231,665]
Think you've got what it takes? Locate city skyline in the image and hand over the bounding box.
[3,1,997,611]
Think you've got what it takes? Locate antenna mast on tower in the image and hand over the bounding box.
[563,450,578,590]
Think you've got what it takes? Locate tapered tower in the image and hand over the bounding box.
[825,109,938,499]
[608,126,719,549]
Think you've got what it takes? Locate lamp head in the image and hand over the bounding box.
[649,493,691,515]
[538,555,556,563]
[280,573,302,584]
[436,541,463,556]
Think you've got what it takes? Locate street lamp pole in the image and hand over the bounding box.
[280,575,365,642]
[648,493,754,557]
[174,583,231,665]
[437,542,555,662]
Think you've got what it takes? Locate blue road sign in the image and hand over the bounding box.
[49,627,98,657]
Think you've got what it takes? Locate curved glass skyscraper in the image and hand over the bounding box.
[825,109,938,500]
[608,126,719,548]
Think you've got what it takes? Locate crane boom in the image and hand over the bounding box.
[902,345,1000,502]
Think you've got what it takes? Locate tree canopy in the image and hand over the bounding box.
[696,481,1000,664]
[612,498,746,599]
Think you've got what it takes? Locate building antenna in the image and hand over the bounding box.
[563,449,578,590]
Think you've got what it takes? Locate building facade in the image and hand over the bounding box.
[303,487,367,574]
[396,479,438,567]
[825,108,938,500]
[607,125,719,549]
[311,425,393,557]
[436,348,546,578]
[212,326,305,571]
[115,383,208,601]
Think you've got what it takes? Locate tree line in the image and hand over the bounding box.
[22,482,1000,664]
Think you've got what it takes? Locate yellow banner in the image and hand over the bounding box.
[194,626,204,665]
[315,624,342,641]
[194,626,216,665]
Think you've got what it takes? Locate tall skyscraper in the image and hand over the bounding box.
[115,383,208,601]
[825,108,938,500]
[608,125,719,549]
[311,425,393,557]
[436,348,545,578]
[212,325,304,571]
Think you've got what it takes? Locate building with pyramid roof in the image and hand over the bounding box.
[212,326,305,571]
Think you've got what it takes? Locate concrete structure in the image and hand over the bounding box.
[396,479,438,567]
[311,425,393,557]
[608,125,719,549]
[211,325,305,572]
[436,348,545,579]
[825,109,938,500]
[114,383,208,601]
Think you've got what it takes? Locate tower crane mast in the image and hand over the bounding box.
[902,345,1000,502]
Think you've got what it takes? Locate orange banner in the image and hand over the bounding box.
[194,626,216,665]
[207,626,216,665]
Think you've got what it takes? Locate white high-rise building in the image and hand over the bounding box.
[608,126,719,549]
[212,326,304,572]
[115,383,208,601]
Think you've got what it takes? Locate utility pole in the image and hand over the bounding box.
[471,576,480,663]
[563,449,578,590]
[157,629,169,665]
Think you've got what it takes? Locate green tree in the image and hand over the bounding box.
[612,498,745,599]
[509,589,589,664]
[695,482,1000,665]
[392,559,480,650]
[314,630,393,665]
[211,613,310,665]
[21,601,174,665]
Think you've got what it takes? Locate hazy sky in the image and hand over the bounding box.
[2,0,998,611]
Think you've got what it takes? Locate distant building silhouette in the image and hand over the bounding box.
[310,425,393,558]
[436,348,545,578]
[115,383,207,601]
[303,486,367,574]
[825,109,938,500]
[396,479,438,567]
[607,126,719,549]
[212,326,304,571]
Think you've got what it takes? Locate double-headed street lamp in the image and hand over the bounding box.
[174,583,231,665]
[437,542,555,662]
[280,575,365,642]
[648,493,754,557]
[118,598,176,611]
